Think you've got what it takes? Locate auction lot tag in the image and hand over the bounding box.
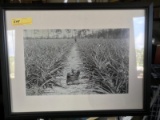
[12,18,32,26]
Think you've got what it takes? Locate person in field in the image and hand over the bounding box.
[66,69,80,85]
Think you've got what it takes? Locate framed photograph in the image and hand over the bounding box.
[0,3,153,119]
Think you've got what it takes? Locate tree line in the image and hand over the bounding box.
[24,29,129,39]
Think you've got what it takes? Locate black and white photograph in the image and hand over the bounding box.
[24,29,129,96]
[1,4,152,117]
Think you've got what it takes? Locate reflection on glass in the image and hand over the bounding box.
[133,17,145,79]
[7,30,15,79]
[64,0,68,3]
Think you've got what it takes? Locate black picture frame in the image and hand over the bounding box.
[0,2,153,119]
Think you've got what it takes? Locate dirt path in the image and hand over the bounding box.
[44,43,95,95]
[62,43,83,78]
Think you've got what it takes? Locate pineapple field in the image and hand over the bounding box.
[24,29,129,95]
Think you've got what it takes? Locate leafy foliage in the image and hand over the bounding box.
[24,39,74,95]
[77,38,129,94]
[136,49,144,67]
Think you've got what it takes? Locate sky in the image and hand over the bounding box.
[7,30,15,57]
[133,17,145,50]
